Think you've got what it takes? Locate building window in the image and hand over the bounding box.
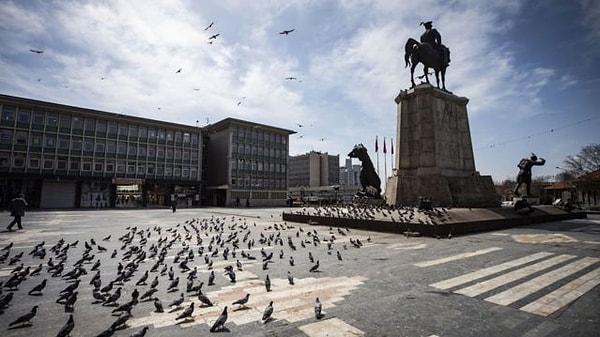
[13,153,25,167]
[139,146,146,156]
[47,113,58,127]
[28,157,40,169]
[128,144,137,156]
[138,126,147,138]
[191,152,198,161]
[190,168,197,179]
[106,161,114,172]
[15,131,28,145]
[71,137,82,150]
[82,161,92,171]
[191,134,198,145]
[106,141,116,153]
[117,162,126,173]
[59,136,70,149]
[156,166,164,175]
[70,159,80,170]
[137,164,145,174]
[183,133,190,144]
[165,166,172,176]
[157,129,165,140]
[57,159,67,170]
[173,166,181,177]
[174,132,182,143]
[84,118,95,133]
[96,120,106,133]
[18,108,31,124]
[0,152,9,167]
[175,149,181,160]
[33,111,45,125]
[148,145,155,157]
[43,159,54,169]
[182,167,189,177]
[108,121,117,135]
[117,143,126,154]
[148,128,156,139]
[72,117,83,130]
[94,162,103,171]
[166,149,173,159]
[127,163,135,174]
[157,146,164,158]
[84,139,94,152]
[95,140,105,153]
[60,115,71,129]
[45,135,56,148]
[147,164,154,174]
[128,125,138,138]
[118,123,128,137]
[166,130,174,141]
[183,150,190,160]
[1,105,16,122]
[0,128,13,144]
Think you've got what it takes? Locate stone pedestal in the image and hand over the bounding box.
[385,84,499,207]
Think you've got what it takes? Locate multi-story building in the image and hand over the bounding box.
[0,94,203,209]
[0,95,293,209]
[339,158,361,186]
[203,118,295,207]
[288,151,339,187]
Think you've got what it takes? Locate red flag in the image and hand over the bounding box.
[375,136,378,153]
[383,137,387,154]
[391,138,394,155]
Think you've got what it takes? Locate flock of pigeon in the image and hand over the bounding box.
[0,212,367,336]
[291,203,452,225]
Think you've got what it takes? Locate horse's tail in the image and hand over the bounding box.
[404,38,419,68]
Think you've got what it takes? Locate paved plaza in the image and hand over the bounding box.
[0,207,598,337]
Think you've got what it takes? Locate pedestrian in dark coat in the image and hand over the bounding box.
[7,193,27,231]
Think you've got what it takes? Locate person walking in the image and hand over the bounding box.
[7,193,27,231]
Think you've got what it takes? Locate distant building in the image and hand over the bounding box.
[339,158,361,187]
[203,118,295,207]
[288,151,339,187]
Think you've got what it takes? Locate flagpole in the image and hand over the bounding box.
[391,137,394,170]
[383,137,387,182]
[375,136,380,179]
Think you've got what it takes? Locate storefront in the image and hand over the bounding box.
[113,178,144,208]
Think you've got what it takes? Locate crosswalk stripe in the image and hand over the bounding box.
[520,266,600,316]
[414,247,503,267]
[454,254,576,297]
[430,252,554,290]
[485,257,599,306]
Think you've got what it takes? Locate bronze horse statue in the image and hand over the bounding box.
[404,38,449,91]
[348,144,382,198]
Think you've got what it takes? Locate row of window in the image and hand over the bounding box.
[1,128,199,161]
[0,152,198,178]
[232,143,287,159]
[232,126,287,145]
[230,177,287,190]
[231,159,287,173]
[1,105,200,144]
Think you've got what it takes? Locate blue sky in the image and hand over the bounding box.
[1,0,598,187]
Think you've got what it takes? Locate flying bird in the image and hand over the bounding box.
[29,49,43,54]
[279,29,295,35]
[204,21,214,30]
[208,33,220,40]
[285,77,298,80]
[176,68,182,73]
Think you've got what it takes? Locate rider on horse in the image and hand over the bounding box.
[420,21,450,66]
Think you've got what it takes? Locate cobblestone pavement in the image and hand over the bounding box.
[0,208,598,337]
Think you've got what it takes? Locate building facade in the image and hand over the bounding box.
[0,94,204,208]
[339,158,361,186]
[288,151,339,187]
[203,118,295,207]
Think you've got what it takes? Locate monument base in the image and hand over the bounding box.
[386,174,499,208]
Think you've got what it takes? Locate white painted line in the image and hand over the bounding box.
[520,266,600,316]
[455,254,576,297]
[414,247,503,267]
[486,257,599,306]
[430,252,554,290]
[298,317,365,337]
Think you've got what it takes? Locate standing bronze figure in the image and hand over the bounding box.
[514,153,546,197]
[405,21,451,91]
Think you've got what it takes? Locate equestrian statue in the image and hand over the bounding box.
[404,20,451,91]
[348,144,382,198]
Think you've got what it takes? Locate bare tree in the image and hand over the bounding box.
[563,144,600,176]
